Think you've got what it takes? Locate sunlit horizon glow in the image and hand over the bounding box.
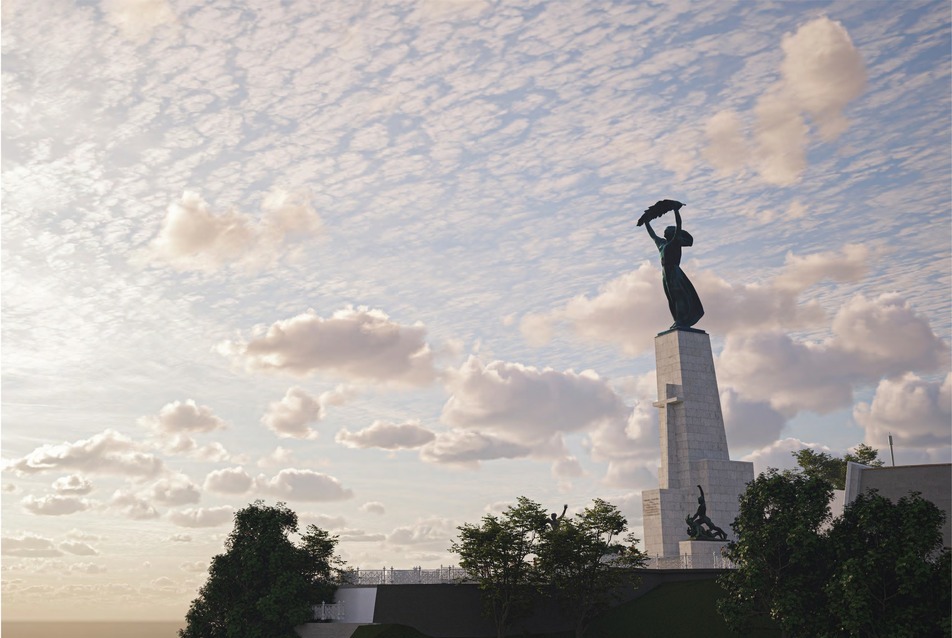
[3,0,950,622]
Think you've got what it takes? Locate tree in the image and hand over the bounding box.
[824,491,949,637]
[719,469,950,638]
[791,443,884,490]
[180,501,344,638]
[536,498,647,638]
[717,469,835,638]
[449,497,548,638]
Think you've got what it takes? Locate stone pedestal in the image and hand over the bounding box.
[642,328,754,560]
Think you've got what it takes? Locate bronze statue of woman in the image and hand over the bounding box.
[644,206,704,329]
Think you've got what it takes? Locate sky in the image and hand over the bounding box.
[2,0,950,622]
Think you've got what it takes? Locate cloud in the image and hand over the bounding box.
[167,534,192,542]
[703,110,748,175]
[262,385,356,439]
[139,400,227,434]
[336,420,436,450]
[702,16,867,185]
[360,501,386,515]
[146,189,322,272]
[779,16,868,140]
[168,506,235,528]
[180,561,207,573]
[720,389,789,450]
[2,535,63,558]
[419,430,532,468]
[149,474,201,505]
[203,467,253,494]
[21,494,94,516]
[218,307,436,385]
[59,541,99,556]
[6,429,164,478]
[742,437,833,475]
[255,469,353,502]
[102,0,175,43]
[583,372,660,490]
[854,372,952,450]
[110,489,160,520]
[68,562,106,574]
[718,293,949,415]
[441,356,629,447]
[51,474,93,495]
[387,518,457,546]
[257,446,299,468]
[522,245,871,355]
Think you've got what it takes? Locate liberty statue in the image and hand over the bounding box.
[639,200,704,329]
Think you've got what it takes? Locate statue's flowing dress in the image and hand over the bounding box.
[655,231,704,328]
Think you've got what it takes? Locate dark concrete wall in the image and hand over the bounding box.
[369,568,724,637]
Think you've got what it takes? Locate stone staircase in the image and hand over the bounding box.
[295,623,370,638]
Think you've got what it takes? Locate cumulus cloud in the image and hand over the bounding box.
[779,16,868,140]
[419,430,532,468]
[336,420,436,450]
[257,446,298,468]
[262,385,356,439]
[255,469,353,502]
[854,373,952,451]
[51,474,93,495]
[203,467,253,494]
[102,0,175,43]
[6,429,164,478]
[583,372,661,490]
[415,356,632,469]
[360,501,386,515]
[441,356,629,446]
[742,438,834,475]
[522,245,872,355]
[168,506,235,528]
[21,494,94,516]
[2,535,63,558]
[387,518,457,546]
[146,189,322,272]
[149,474,201,505]
[110,489,160,520]
[218,307,436,385]
[702,16,867,185]
[718,293,949,415]
[139,400,227,435]
[68,562,106,574]
[721,389,789,450]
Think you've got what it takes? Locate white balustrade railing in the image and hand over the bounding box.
[342,565,472,585]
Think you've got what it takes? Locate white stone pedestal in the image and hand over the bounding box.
[642,328,754,561]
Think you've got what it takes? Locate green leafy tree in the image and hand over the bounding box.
[449,497,548,638]
[717,469,835,638]
[792,443,884,490]
[180,501,345,638]
[824,490,950,637]
[536,498,647,638]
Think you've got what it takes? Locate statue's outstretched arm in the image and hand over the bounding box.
[560,504,568,519]
[645,219,659,242]
[674,209,682,235]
